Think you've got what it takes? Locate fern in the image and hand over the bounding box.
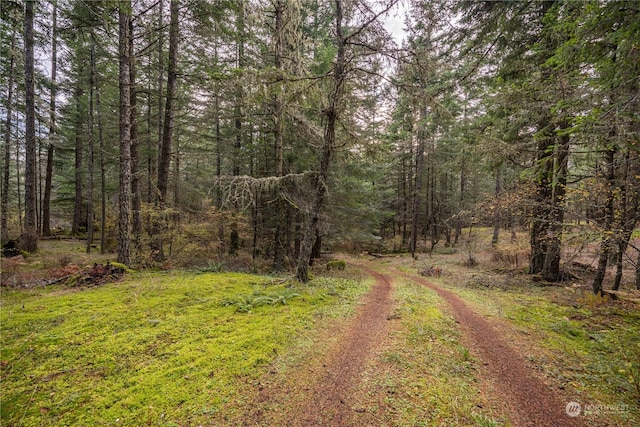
[222,289,301,312]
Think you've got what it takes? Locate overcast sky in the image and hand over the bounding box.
[382,0,408,44]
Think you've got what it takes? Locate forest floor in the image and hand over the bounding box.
[1,238,639,426]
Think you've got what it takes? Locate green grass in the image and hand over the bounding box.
[0,271,368,426]
[355,278,506,426]
[431,275,640,426]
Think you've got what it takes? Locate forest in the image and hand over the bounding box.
[1,0,639,291]
[2,2,640,426]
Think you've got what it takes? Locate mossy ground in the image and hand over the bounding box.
[2,234,638,426]
[0,271,369,426]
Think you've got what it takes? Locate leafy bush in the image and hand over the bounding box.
[197,260,225,273]
[326,260,346,271]
[222,288,301,313]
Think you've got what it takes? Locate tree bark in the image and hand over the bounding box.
[173,138,179,207]
[214,40,225,256]
[455,157,466,245]
[155,0,164,203]
[612,151,639,291]
[491,165,502,246]
[529,2,559,278]
[16,111,22,232]
[118,0,132,266]
[97,85,106,254]
[86,35,96,253]
[72,87,83,235]
[529,116,554,275]
[410,110,426,258]
[152,0,178,262]
[22,0,38,252]
[1,26,16,244]
[130,18,142,256]
[233,0,245,178]
[541,131,569,281]
[157,0,178,204]
[636,249,640,290]
[42,0,57,237]
[592,146,616,294]
[228,0,245,257]
[272,0,285,271]
[296,0,346,282]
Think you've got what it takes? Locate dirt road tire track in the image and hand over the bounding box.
[246,267,393,426]
[399,270,586,427]
[292,267,393,426]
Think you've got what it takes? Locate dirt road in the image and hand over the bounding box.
[242,261,586,426]
[401,271,585,427]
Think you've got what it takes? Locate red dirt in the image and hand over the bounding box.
[242,267,393,426]
[401,271,586,427]
[291,268,393,426]
[241,262,589,426]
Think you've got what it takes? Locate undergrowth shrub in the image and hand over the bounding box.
[326,260,346,271]
[198,260,225,273]
[137,201,251,269]
[491,243,529,268]
[222,288,301,313]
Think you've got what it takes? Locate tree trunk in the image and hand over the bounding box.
[491,165,501,246]
[541,132,569,281]
[72,87,83,235]
[22,0,38,252]
[214,69,225,256]
[152,0,178,262]
[118,0,132,266]
[272,0,285,271]
[37,124,42,235]
[146,65,154,204]
[157,0,178,204]
[229,0,245,256]
[592,146,616,294]
[410,112,425,258]
[311,231,322,264]
[86,36,96,253]
[233,0,245,178]
[397,159,404,245]
[455,157,466,245]
[42,1,57,237]
[296,0,345,282]
[130,18,142,256]
[155,0,164,202]
[612,151,640,291]
[429,162,439,252]
[529,117,554,275]
[1,26,16,244]
[97,85,106,254]
[636,249,640,290]
[16,111,22,232]
[173,138,179,207]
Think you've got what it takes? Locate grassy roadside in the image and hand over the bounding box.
[0,270,370,426]
[391,253,640,427]
[446,282,640,426]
